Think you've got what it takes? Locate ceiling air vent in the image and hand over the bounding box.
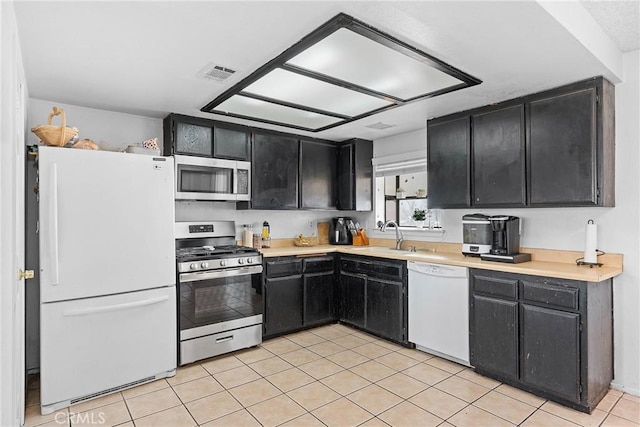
[366,122,396,130]
[200,64,237,82]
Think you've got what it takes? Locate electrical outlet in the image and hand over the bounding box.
[309,220,314,229]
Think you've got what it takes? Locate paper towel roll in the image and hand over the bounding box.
[583,220,598,264]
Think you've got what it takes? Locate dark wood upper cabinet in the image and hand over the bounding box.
[164,114,213,157]
[251,133,299,209]
[472,104,526,207]
[337,138,374,211]
[213,125,250,161]
[426,76,614,208]
[165,113,375,211]
[299,140,337,209]
[427,116,471,208]
[163,114,250,160]
[527,78,614,206]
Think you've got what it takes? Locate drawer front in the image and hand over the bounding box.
[521,280,579,311]
[265,258,302,278]
[339,256,404,281]
[180,324,262,365]
[472,274,518,300]
[303,256,335,274]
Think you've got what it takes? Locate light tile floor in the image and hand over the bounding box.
[25,324,640,427]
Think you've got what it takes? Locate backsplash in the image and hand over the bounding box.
[175,201,369,240]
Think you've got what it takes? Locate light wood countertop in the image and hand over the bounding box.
[259,241,623,283]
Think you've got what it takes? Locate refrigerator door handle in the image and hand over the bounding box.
[62,295,170,317]
[49,163,60,286]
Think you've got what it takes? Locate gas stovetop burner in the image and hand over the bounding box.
[175,244,262,273]
[176,245,259,260]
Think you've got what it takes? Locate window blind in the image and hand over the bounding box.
[372,150,427,177]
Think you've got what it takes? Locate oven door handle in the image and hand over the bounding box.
[179,265,263,282]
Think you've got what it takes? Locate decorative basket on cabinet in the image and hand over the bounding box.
[31,106,78,147]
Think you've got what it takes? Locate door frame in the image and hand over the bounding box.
[0,1,28,424]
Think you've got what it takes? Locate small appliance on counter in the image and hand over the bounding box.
[330,217,355,245]
[480,216,531,263]
[462,214,492,256]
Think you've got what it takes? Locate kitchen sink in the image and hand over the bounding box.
[347,246,451,261]
[350,246,437,253]
[349,246,411,254]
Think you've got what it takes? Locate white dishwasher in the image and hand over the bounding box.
[408,261,470,366]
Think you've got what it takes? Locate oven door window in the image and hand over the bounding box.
[177,164,233,194]
[179,272,261,330]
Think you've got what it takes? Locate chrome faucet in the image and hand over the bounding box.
[379,220,404,250]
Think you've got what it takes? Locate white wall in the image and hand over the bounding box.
[374,128,426,158]
[370,51,640,394]
[27,99,162,151]
[175,202,369,242]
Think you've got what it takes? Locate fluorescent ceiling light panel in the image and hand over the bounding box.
[243,68,394,117]
[202,13,481,132]
[216,95,342,130]
[287,28,465,101]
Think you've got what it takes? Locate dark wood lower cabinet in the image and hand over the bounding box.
[263,254,408,344]
[264,275,303,336]
[366,278,403,341]
[303,271,335,326]
[470,295,519,380]
[340,272,366,329]
[469,268,612,413]
[521,304,580,402]
[339,255,407,344]
[263,255,336,338]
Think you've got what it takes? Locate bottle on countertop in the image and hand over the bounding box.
[261,221,271,248]
[242,224,254,248]
[253,233,261,249]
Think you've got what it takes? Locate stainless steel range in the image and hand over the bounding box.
[175,221,263,365]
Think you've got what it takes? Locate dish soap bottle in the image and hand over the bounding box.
[261,221,271,248]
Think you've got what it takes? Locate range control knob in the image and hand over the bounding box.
[189,263,197,270]
[201,262,209,269]
[220,260,228,267]
[238,258,246,265]
[246,257,253,264]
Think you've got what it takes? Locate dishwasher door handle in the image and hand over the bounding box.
[407,262,468,278]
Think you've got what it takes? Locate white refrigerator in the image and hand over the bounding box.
[38,147,177,415]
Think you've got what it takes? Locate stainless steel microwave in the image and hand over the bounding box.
[174,155,250,201]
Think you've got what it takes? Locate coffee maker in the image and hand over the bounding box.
[462,214,492,256]
[329,217,355,245]
[480,216,531,263]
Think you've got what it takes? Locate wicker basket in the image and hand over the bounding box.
[31,107,78,147]
[294,236,318,247]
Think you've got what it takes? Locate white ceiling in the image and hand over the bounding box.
[13,1,639,142]
[581,0,640,52]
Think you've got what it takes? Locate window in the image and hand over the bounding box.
[375,172,442,229]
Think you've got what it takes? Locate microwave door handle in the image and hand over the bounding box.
[232,166,238,195]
